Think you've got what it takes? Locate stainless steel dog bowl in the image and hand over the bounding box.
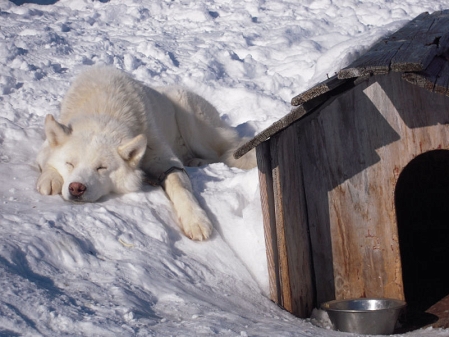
[321,298,406,335]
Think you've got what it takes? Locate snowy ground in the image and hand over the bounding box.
[1,0,449,336]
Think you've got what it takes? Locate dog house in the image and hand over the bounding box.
[235,10,449,324]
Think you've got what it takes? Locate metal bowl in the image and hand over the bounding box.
[321,298,406,335]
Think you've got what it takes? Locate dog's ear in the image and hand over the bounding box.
[44,114,72,148]
[118,134,147,168]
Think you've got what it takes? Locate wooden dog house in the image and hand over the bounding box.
[235,10,449,322]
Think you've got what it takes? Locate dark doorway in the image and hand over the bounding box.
[395,150,449,313]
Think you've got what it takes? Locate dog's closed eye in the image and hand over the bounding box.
[66,162,74,168]
[96,166,107,172]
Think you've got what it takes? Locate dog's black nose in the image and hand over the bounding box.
[69,182,86,197]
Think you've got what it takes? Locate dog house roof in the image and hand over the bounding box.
[234,10,449,159]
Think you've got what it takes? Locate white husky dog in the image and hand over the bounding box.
[36,66,255,240]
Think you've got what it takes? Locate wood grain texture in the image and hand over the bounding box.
[270,127,315,318]
[338,12,430,78]
[338,40,403,79]
[271,127,315,317]
[401,55,446,91]
[291,76,346,106]
[256,70,449,317]
[270,142,293,312]
[391,10,449,72]
[339,10,449,78]
[256,142,280,304]
[324,72,449,300]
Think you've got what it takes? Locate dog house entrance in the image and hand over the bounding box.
[395,149,449,313]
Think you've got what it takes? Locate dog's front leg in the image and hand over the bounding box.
[162,170,213,240]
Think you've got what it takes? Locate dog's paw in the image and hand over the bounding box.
[179,210,213,241]
[37,169,63,195]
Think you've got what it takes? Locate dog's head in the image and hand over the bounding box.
[44,114,147,202]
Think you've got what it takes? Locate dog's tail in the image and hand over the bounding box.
[219,137,257,170]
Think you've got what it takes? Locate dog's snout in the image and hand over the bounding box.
[69,182,86,197]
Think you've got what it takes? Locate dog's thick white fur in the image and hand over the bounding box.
[36,66,256,240]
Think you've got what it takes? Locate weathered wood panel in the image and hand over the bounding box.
[271,156,293,312]
[339,10,449,79]
[401,55,446,91]
[270,126,315,318]
[296,74,407,302]
[338,40,403,79]
[338,12,430,79]
[391,11,449,72]
[256,142,280,304]
[306,72,449,301]
[392,10,449,72]
[390,40,436,73]
[256,70,449,317]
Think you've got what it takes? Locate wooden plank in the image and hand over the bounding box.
[256,142,281,304]
[339,11,449,78]
[390,41,437,73]
[291,76,344,106]
[298,74,408,302]
[401,55,446,91]
[338,41,403,79]
[338,12,432,79]
[391,11,449,72]
[296,120,337,305]
[423,10,449,45]
[270,138,293,313]
[271,127,315,318]
[233,135,267,160]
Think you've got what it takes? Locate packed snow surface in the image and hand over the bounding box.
[1,0,449,336]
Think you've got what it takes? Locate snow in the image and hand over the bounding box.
[1,0,449,335]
